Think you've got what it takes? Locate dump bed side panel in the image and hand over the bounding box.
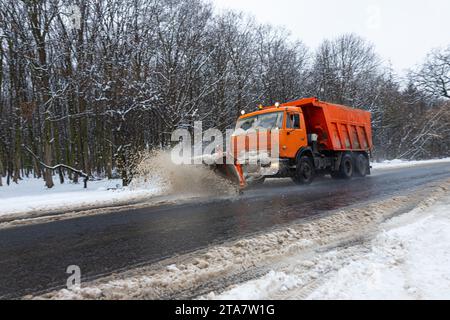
[300,101,372,152]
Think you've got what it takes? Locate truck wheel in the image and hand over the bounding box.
[354,154,369,177]
[339,154,354,179]
[332,154,354,179]
[292,156,315,185]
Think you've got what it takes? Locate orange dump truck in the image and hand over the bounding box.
[220,97,373,187]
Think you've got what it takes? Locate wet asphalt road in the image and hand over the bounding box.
[0,163,450,299]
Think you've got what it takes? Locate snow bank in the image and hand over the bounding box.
[372,158,450,170]
[0,177,163,218]
[307,196,450,300]
[213,191,450,300]
[209,271,302,300]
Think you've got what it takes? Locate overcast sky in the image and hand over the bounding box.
[212,0,450,76]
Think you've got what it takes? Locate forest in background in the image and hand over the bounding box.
[0,0,449,188]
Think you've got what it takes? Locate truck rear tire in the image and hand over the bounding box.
[354,153,369,177]
[332,153,353,179]
[292,156,315,185]
[340,154,354,179]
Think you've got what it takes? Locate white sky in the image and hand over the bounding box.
[212,0,450,76]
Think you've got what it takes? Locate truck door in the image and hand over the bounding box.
[283,111,307,158]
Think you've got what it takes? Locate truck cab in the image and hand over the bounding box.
[234,107,307,158]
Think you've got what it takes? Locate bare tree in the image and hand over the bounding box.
[310,34,381,108]
[411,46,450,100]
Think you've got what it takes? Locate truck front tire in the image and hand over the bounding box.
[292,156,315,185]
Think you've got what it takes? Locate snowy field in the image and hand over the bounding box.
[0,177,163,218]
[213,193,450,300]
[1,158,449,219]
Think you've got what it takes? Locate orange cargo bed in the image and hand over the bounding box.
[281,97,373,152]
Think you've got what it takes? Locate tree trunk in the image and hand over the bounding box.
[43,117,54,188]
[13,118,22,183]
[0,156,3,187]
[28,123,41,178]
[53,123,65,184]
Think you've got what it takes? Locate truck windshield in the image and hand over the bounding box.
[236,112,283,131]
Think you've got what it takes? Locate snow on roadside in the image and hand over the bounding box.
[0,176,163,218]
[307,196,450,300]
[371,157,450,170]
[212,191,450,300]
[0,149,235,220]
[210,271,302,300]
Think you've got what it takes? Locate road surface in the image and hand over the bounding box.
[1,163,449,299]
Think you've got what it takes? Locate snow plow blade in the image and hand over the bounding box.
[211,160,247,189]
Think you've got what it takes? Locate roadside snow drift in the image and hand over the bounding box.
[307,197,450,300]
[0,150,235,220]
[213,190,450,300]
[371,158,450,170]
[0,177,163,219]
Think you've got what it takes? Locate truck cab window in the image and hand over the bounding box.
[236,112,283,131]
[287,113,300,129]
[238,118,255,131]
